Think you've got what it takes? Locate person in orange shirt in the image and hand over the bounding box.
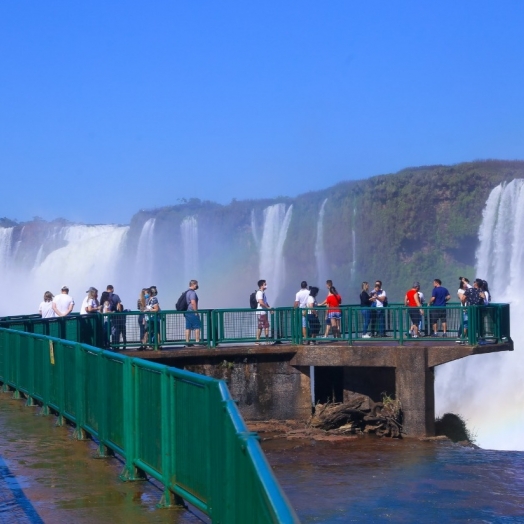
[405,282,423,338]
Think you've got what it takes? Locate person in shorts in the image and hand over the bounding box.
[294,281,310,341]
[430,279,451,336]
[255,279,271,344]
[405,282,423,337]
[185,280,202,345]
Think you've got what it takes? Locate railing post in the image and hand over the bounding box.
[119,358,146,482]
[12,334,21,399]
[55,340,66,426]
[73,344,89,440]
[25,335,37,407]
[157,368,184,508]
[95,351,113,457]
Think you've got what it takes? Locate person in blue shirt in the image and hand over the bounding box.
[430,279,451,336]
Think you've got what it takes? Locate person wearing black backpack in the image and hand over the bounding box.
[185,280,202,346]
[255,279,271,345]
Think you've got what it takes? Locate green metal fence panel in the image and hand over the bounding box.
[1,304,511,349]
[0,327,299,523]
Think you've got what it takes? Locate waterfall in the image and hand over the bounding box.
[33,225,129,300]
[435,179,524,450]
[350,204,357,284]
[0,228,14,295]
[135,218,156,287]
[259,203,293,305]
[315,199,328,282]
[181,216,199,286]
[251,209,260,248]
[0,225,129,316]
[0,227,14,272]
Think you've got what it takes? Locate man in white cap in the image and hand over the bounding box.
[52,286,75,317]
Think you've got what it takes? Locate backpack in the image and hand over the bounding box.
[176,290,189,311]
[249,291,258,309]
[383,297,389,307]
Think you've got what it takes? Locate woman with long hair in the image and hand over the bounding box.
[39,291,56,318]
[137,288,149,350]
[319,286,342,337]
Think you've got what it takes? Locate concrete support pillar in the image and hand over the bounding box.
[395,348,435,437]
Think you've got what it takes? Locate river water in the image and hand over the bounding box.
[1,394,524,523]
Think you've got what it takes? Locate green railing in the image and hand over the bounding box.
[0,327,300,523]
[0,304,511,348]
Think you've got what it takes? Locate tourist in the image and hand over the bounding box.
[319,286,342,338]
[294,281,310,342]
[106,285,122,312]
[482,280,491,305]
[360,282,373,338]
[430,279,450,337]
[370,280,387,337]
[39,291,56,318]
[456,279,469,344]
[137,288,149,350]
[52,286,75,317]
[146,285,161,348]
[404,282,423,338]
[306,286,321,344]
[460,278,485,306]
[80,287,100,315]
[255,279,271,345]
[185,280,202,346]
[112,304,128,349]
[99,290,111,348]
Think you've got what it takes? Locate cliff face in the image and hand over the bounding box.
[2,160,523,307]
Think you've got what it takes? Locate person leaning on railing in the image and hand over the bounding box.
[39,291,56,318]
[137,288,149,351]
[360,282,373,338]
[404,282,423,338]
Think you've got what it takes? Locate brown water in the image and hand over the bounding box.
[0,394,203,523]
[1,393,524,523]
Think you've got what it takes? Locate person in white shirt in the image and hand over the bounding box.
[255,279,271,344]
[294,280,310,341]
[370,280,387,337]
[39,291,56,318]
[52,286,75,317]
[80,287,100,315]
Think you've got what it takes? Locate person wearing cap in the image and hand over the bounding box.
[52,286,75,317]
[80,287,100,315]
[405,282,423,338]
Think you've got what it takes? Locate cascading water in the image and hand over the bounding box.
[180,216,199,285]
[134,218,156,288]
[315,199,328,282]
[0,227,13,272]
[350,205,357,284]
[435,179,524,450]
[251,209,260,249]
[259,203,293,305]
[0,225,129,316]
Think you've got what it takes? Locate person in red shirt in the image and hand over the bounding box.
[319,286,342,338]
[404,282,423,337]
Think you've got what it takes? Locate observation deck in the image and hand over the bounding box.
[1,304,513,437]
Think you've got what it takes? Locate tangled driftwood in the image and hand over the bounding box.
[310,394,402,438]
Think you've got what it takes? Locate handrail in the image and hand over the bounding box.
[0,327,300,523]
[1,303,511,348]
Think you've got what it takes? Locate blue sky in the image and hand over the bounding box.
[1,1,524,224]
